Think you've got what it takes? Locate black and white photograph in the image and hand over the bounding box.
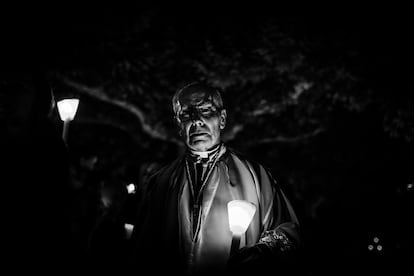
[1,4,412,275]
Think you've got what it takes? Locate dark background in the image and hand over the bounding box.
[1,4,412,275]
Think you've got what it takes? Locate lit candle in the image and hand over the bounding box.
[124,223,134,240]
[227,200,256,255]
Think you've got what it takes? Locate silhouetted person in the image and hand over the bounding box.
[84,172,132,273]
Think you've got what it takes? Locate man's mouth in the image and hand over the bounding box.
[190,132,209,138]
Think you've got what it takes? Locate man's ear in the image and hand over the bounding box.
[174,116,183,136]
[219,109,227,129]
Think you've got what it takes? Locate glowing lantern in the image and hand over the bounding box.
[227,200,256,255]
[57,98,79,144]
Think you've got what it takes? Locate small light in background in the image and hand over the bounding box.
[101,194,112,208]
[407,183,413,191]
[124,223,134,239]
[57,98,79,121]
[127,183,136,194]
[57,98,80,144]
[368,236,384,252]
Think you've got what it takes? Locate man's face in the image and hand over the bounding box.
[176,91,226,152]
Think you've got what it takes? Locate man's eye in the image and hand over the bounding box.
[179,112,191,121]
[200,108,215,115]
[200,109,209,113]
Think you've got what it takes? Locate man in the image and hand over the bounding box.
[131,83,300,275]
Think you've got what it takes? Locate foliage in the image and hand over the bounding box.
[45,11,414,244]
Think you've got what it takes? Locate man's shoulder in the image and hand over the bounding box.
[224,148,279,191]
[226,148,266,171]
[149,156,185,181]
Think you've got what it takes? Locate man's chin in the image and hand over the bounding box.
[188,140,212,152]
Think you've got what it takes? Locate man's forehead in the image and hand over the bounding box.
[178,90,215,108]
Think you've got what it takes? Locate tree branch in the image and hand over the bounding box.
[58,75,182,146]
[249,103,286,117]
[222,124,245,142]
[74,117,136,137]
[245,127,325,146]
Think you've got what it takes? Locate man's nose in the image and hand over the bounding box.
[190,112,204,126]
[192,120,203,127]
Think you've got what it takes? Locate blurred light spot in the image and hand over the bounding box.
[101,195,111,208]
[407,183,413,190]
[127,183,136,194]
[124,223,134,239]
[377,245,383,251]
[368,245,374,251]
[373,237,379,243]
[124,223,134,231]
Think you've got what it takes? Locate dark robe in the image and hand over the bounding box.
[131,144,300,275]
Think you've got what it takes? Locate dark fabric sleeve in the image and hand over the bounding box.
[252,163,301,256]
[227,162,301,275]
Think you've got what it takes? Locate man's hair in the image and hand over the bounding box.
[172,82,224,115]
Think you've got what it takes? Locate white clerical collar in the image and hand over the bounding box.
[188,143,222,163]
[191,150,209,159]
